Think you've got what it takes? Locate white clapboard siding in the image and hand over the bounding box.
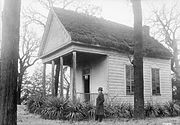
[107,52,172,104]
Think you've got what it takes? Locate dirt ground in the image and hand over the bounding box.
[17,105,180,125]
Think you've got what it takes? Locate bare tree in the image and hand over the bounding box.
[17,24,40,104]
[148,3,180,78]
[24,0,102,28]
[0,0,21,124]
[24,66,52,95]
[131,0,145,119]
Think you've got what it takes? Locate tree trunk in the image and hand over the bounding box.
[17,63,24,105]
[0,0,21,124]
[54,63,60,97]
[17,75,23,105]
[132,0,145,119]
[173,41,180,77]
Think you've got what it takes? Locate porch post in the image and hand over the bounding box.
[60,56,64,98]
[51,60,55,96]
[54,62,60,97]
[42,63,46,96]
[72,51,77,102]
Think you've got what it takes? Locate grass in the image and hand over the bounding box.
[18,105,180,125]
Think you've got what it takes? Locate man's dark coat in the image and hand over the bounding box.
[96,93,104,115]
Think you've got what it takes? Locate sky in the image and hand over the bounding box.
[0,0,180,75]
[1,0,179,26]
[13,0,178,26]
[100,0,180,26]
[1,0,179,36]
[19,0,180,39]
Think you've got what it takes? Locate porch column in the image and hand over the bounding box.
[60,57,64,98]
[54,62,60,97]
[42,63,46,96]
[51,60,55,96]
[72,51,77,102]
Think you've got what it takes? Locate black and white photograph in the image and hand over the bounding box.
[0,0,180,125]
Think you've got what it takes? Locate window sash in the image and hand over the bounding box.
[152,68,160,95]
[126,65,134,95]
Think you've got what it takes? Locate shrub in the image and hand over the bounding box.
[104,103,134,118]
[85,103,96,119]
[145,102,157,117]
[26,95,46,114]
[154,104,166,117]
[163,101,180,117]
[65,101,88,121]
[113,104,125,118]
[104,104,116,118]
[123,103,134,118]
[40,97,69,120]
[144,101,180,117]
[26,96,180,121]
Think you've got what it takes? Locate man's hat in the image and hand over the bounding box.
[98,87,103,91]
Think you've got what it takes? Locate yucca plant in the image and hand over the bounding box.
[104,103,116,118]
[85,103,96,119]
[65,101,88,121]
[153,104,166,117]
[104,103,134,118]
[163,101,180,117]
[26,95,46,114]
[26,95,180,121]
[115,103,131,118]
[144,102,157,117]
[40,97,69,120]
[106,104,122,118]
[123,103,134,118]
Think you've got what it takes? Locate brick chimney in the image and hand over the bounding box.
[143,25,150,36]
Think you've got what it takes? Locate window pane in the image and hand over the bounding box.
[126,89,130,94]
[131,66,134,79]
[156,86,160,94]
[127,86,130,90]
[126,65,134,95]
[152,68,160,95]
[152,89,156,95]
[132,85,134,92]
[126,65,130,80]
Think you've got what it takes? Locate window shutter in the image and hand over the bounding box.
[130,66,134,93]
[126,65,131,94]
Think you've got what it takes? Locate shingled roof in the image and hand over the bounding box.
[53,8,172,59]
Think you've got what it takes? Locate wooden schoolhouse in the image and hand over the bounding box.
[38,8,172,104]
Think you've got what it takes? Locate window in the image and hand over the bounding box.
[126,65,134,95]
[152,68,160,95]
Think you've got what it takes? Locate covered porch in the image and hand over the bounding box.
[42,50,108,104]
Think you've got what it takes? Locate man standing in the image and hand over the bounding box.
[95,87,104,122]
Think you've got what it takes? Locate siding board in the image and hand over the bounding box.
[108,52,172,104]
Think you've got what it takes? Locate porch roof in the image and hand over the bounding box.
[53,8,172,59]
